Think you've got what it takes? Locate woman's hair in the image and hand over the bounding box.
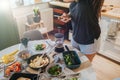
[91,0,104,18]
[77,0,104,18]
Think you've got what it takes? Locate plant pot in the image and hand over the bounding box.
[33,16,40,23]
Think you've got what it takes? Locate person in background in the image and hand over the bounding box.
[59,0,104,62]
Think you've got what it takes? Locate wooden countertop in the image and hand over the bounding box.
[49,1,70,8]
[102,12,120,20]
[49,1,120,20]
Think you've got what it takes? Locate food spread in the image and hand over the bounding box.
[35,44,46,51]
[17,77,31,80]
[29,56,49,68]
[1,50,19,64]
[47,64,62,76]
[5,62,21,76]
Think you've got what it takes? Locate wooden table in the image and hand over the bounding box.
[0,40,96,80]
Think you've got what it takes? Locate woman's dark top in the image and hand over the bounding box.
[69,0,101,44]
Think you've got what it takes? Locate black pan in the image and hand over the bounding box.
[27,54,50,70]
[9,73,37,80]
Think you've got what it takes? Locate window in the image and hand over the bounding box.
[10,0,51,8]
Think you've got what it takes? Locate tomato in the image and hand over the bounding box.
[8,66,14,71]
[5,69,10,76]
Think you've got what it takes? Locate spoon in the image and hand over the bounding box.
[65,45,70,53]
[37,53,45,65]
[38,43,57,65]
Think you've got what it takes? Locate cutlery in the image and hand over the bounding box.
[45,41,52,47]
[37,52,46,65]
[39,44,56,63]
[0,63,4,72]
[57,73,80,79]
[37,69,41,80]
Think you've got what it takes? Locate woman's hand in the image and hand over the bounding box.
[58,13,71,23]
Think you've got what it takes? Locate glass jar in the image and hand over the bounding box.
[54,33,64,53]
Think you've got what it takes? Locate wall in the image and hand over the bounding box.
[0,0,19,50]
[104,0,120,7]
[12,3,53,39]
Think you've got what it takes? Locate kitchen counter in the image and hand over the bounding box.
[49,1,70,8]
[102,12,120,21]
[49,1,120,20]
[101,6,120,20]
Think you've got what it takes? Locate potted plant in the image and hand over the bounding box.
[33,7,41,23]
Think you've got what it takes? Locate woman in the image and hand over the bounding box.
[60,0,104,61]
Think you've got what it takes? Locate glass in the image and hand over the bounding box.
[21,38,29,48]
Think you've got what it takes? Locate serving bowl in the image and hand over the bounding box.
[9,73,37,80]
[63,51,81,69]
[18,50,31,60]
[46,63,63,77]
[27,54,50,70]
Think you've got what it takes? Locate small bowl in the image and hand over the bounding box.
[46,63,63,77]
[18,50,31,60]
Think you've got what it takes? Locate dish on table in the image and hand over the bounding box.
[46,63,63,77]
[1,50,19,66]
[17,77,31,80]
[35,43,46,51]
[63,51,81,69]
[30,41,49,51]
[9,73,37,80]
[18,50,31,60]
[5,62,21,76]
[27,54,50,70]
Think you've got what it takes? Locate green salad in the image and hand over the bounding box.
[64,54,73,65]
[48,64,62,76]
[35,44,46,50]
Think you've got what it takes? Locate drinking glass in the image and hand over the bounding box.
[21,38,29,48]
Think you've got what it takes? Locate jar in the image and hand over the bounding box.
[54,33,64,53]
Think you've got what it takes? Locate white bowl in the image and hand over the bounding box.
[18,50,31,60]
[46,63,64,77]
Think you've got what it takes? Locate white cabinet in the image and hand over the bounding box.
[99,17,110,52]
[99,17,120,63]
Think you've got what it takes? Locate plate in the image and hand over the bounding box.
[28,40,49,53]
[1,55,17,67]
[5,58,17,66]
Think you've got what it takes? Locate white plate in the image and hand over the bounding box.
[5,58,17,66]
[0,52,18,66]
[28,40,49,53]
[1,55,17,66]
